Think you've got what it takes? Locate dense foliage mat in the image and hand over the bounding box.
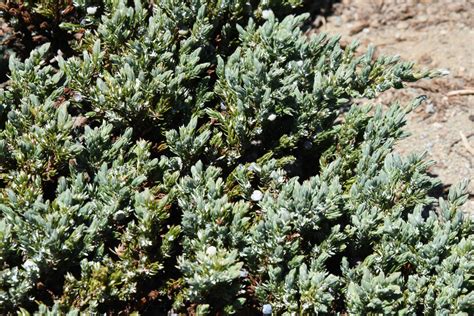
[0,0,472,314]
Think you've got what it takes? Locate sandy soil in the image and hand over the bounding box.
[317,0,474,212]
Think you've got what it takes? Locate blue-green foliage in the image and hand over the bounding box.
[0,0,472,315]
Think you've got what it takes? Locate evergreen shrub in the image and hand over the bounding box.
[0,0,472,314]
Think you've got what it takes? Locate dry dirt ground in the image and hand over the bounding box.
[316,0,474,212]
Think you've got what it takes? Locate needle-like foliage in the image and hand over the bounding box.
[1,1,472,315]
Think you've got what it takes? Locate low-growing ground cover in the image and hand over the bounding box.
[0,1,472,314]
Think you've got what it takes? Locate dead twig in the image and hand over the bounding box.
[449,132,474,154]
[460,131,474,156]
[446,89,474,97]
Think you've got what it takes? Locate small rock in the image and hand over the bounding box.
[349,21,370,35]
[395,32,405,41]
[438,69,450,76]
[370,20,380,28]
[417,15,429,23]
[419,54,433,65]
[425,102,435,114]
[446,3,465,12]
[341,14,350,23]
[332,16,343,27]
[339,39,350,48]
[396,21,409,29]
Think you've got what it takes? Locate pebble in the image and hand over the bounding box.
[425,102,435,114]
[395,32,405,41]
[446,3,465,12]
[349,21,370,35]
[419,54,433,65]
[332,16,343,27]
[426,6,437,15]
[417,15,429,22]
[396,21,409,29]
